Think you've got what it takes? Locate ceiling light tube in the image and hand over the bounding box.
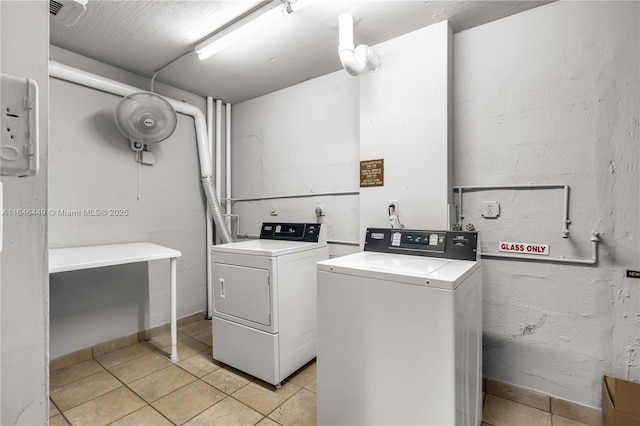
[195,2,286,60]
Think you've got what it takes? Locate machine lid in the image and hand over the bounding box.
[211,239,327,257]
[317,251,479,290]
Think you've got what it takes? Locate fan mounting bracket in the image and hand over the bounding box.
[129,140,144,152]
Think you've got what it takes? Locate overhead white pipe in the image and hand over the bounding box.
[226,190,360,202]
[49,60,234,244]
[338,14,381,76]
[225,103,232,232]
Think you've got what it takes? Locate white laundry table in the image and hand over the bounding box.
[49,242,182,362]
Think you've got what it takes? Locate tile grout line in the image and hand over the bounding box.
[50,397,74,426]
[104,357,179,426]
[226,378,306,423]
[264,381,308,421]
[53,322,311,426]
[51,369,124,414]
[122,338,233,426]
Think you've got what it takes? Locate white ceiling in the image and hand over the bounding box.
[50,0,552,104]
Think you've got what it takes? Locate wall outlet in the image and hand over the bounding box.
[388,199,399,216]
[315,203,326,217]
[481,201,500,218]
[270,204,278,216]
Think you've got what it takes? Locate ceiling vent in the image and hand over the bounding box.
[49,0,87,26]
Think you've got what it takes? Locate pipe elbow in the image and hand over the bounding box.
[339,49,366,76]
[355,45,381,73]
[339,45,382,76]
[338,13,381,77]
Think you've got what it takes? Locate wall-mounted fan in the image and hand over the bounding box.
[114,92,177,165]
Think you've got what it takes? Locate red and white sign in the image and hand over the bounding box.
[499,241,549,256]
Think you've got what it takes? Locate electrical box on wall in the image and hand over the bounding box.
[1,73,39,177]
[481,201,500,218]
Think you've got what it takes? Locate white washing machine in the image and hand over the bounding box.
[317,228,482,425]
[210,222,329,387]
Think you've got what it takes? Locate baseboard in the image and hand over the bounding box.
[50,311,207,371]
[484,376,602,426]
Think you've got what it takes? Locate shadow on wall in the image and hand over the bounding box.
[92,109,130,153]
[483,330,606,403]
[92,109,167,159]
[49,262,150,359]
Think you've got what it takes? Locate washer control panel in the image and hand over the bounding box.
[260,223,326,243]
[365,228,478,261]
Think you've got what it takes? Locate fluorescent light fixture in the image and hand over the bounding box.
[195,0,315,60]
[196,2,285,60]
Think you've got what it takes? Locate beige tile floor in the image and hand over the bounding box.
[50,319,591,426]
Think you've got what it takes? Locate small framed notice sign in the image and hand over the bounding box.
[360,159,384,188]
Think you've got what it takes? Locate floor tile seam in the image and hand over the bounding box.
[181,328,211,339]
[185,327,211,337]
[168,384,230,426]
[58,383,129,420]
[227,381,304,419]
[263,384,308,420]
[214,377,252,396]
[50,398,74,426]
[150,341,210,360]
[484,387,552,412]
[261,415,284,426]
[108,361,175,385]
[98,361,180,424]
[489,394,554,417]
[136,373,200,405]
[550,414,588,426]
[94,347,152,370]
[172,349,217,372]
[227,392,282,418]
[52,371,125,412]
[182,394,263,424]
[107,403,177,426]
[302,384,316,394]
[50,365,108,391]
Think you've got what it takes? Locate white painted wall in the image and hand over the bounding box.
[360,21,453,242]
[454,1,639,407]
[232,23,453,255]
[48,47,209,358]
[0,1,49,423]
[232,70,360,257]
[231,1,638,409]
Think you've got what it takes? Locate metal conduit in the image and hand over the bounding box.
[454,183,571,238]
[454,183,600,265]
[226,190,359,202]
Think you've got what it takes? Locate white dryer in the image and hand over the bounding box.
[317,228,483,425]
[210,223,328,387]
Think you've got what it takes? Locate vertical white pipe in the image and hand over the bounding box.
[226,103,232,232]
[215,100,223,207]
[169,257,178,362]
[562,185,571,237]
[206,97,214,318]
[338,14,354,51]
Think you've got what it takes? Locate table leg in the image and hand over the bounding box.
[170,257,178,362]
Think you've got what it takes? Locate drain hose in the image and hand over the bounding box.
[202,176,233,244]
